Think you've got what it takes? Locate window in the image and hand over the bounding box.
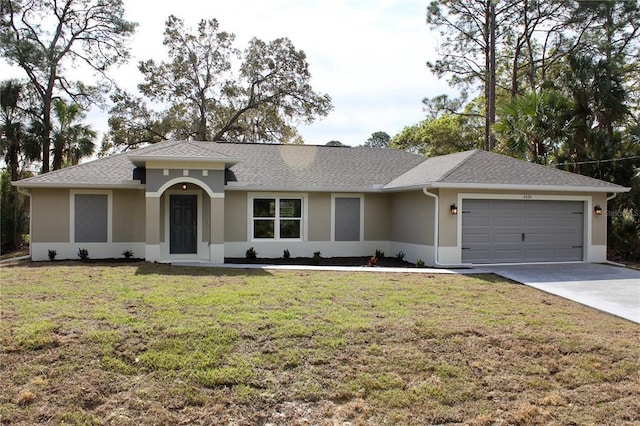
[74,194,108,242]
[252,197,302,239]
[334,196,362,241]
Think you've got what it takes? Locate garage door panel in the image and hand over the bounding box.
[462,199,584,264]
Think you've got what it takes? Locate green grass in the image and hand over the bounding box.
[1,261,639,425]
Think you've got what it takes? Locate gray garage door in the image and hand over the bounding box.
[461,199,584,264]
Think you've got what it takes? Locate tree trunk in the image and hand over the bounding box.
[487,1,497,151]
[42,100,52,173]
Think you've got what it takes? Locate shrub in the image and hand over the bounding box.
[245,247,257,261]
[283,249,291,259]
[366,256,377,267]
[395,250,406,262]
[77,248,89,261]
[122,249,134,260]
[415,258,425,268]
[47,249,57,261]
[375,249,385,259]
[312,251,321,265]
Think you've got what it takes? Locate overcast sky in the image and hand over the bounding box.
[4,0,452,146]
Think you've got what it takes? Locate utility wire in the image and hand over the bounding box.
[552,155,640,167]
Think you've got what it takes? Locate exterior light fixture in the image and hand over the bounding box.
[182,183,187,190]
[594,205,603,215]
[450,204,458,215]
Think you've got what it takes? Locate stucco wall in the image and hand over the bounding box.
[364,193,390,241]
[31,188,70,243]
[308,193,330,241]
[113,189,145,243]
[146,168,225,194]
[591,192,607,246]
[389,191,434,245]
[224,191,247,242]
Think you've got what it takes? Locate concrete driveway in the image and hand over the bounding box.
[486,263,640,324]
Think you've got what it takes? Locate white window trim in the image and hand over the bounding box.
[70,189,113,243]
[331,193,364,242]
[247,192,308,242]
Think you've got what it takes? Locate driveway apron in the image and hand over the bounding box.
[486,264,640,323]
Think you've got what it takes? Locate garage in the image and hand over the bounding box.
[461,199,584,264]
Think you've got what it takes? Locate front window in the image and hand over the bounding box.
[252,197,302,239]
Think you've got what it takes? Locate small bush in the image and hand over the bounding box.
[77,248,89,261]
[312,251,321,265]
[395,251,406,262]
[283,249,291,259]
[47,249,57,261]
[375,249,385,259]
[122,249,134,260]
[246,247,257,261]
[415,258,425,268]
[367,256,377,267]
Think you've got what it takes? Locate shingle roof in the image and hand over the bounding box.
[13,152,138,187]
[213,143,425,190]
[14,140,628,193]
[127,140,239,165]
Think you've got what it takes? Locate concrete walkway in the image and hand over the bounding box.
[486,263,640,324]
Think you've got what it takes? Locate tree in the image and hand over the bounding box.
[51,99,96,169]
[104,15,332,153]
[0,0,136,172]
[0,80,35,253]
[325,140,346,147]
[391,114,481,157]
[495,90,571,164]
[426,0,520,150]
[363,131,390,148]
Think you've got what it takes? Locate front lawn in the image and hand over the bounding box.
[1,262,638,425]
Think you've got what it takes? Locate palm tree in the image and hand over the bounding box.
[51,100,96,170]
[495,91,571,164]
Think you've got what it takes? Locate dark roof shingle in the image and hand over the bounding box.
[14,141,627,192]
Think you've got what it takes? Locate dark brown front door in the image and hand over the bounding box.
[170,195,197,254]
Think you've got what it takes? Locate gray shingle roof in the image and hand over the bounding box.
[14,141,628,192]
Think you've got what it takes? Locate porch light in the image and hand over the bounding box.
[594,205,603,215]
[182,183,187,190]
[450,204,458,215]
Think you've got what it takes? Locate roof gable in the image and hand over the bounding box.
[437,150,623,189]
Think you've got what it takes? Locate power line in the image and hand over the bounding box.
[552,155,640,167]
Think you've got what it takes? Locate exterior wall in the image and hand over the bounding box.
[31,188,70,243]
[223,190,390,259]
[224,190,248,242]
[308,193,331,241]
[364,193,390,241]
[388,190,435,264]
[437,188,608,264]
[30,188,145,261]
[146,167,225,195]
[389,191,434,245]
[113,189,145,243]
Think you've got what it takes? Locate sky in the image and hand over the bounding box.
[3,0,451,147]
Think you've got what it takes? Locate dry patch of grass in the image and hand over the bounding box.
[1,261,639,425]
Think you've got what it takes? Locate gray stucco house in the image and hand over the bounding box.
[14,140,629,265]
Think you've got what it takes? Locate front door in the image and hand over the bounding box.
[170,194,197,254]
